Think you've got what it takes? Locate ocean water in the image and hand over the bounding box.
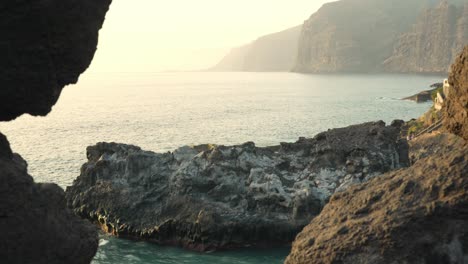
[0,72,440,263]
[93,235,290,264]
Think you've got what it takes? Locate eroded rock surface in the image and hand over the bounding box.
[66,121,407,251]
[286,143,468,264]
[444,45,468,141]
[0,134,99,264]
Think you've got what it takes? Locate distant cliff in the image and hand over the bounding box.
[294,0,467,73]
[384,2,468,73]
[213,0,468,74]
[210,26,301,72]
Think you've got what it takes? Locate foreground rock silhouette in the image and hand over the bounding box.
[285,46,468,264]
[66,121,408,251]
[0,0,112,263]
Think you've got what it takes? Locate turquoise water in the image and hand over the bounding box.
[94,235,290,264]
[0,72,441,263]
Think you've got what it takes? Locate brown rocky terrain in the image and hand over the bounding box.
[444,45,468,141]
[409,132,466,163]
[285,46,468,264]
[0,0,112,263]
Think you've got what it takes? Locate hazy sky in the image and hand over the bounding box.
[88,0,335,73]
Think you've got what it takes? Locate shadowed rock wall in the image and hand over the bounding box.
[0,1,112,263]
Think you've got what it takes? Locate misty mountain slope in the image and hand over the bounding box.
[212,0,467,73]
[294,0,467,73]
[384,1,468,73]
[210,25,301,72]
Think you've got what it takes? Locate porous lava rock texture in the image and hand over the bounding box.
[66,121,408,252]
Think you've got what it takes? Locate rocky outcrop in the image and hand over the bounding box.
[444,45,468,141]
[286,143,467,264]
[0,0,112,263]
[210,26,301,72]
[402,88,438,103]
[0,0,112,121]
[293,0,467,73]
[285,46,468,264]
[66,121,408,251]
[384,2,468,73]
[0,134,99,264]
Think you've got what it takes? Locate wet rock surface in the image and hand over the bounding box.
[66,121,407,251]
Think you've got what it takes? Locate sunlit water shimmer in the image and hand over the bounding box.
[0,72,440,263]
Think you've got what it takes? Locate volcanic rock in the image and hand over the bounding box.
[0,0,112,263]
[66,121,408,251]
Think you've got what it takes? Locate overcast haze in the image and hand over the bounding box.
[88,0,335,73]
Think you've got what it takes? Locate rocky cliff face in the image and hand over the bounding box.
[66,121,408,251]
[0,0,111,263]
[384,2,468,73]
[444,45,468,140]
[285,47,468,264]
[293,0,467,73]
[210,26,301,72]
[286,142,467,264]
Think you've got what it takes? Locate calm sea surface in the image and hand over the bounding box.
[0,72,440,263]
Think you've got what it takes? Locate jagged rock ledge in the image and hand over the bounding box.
[285,45,468,264]
[285,139,467,264]
[66,121,409,251]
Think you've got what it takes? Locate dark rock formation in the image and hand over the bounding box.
[0,0,112,263]
[210,26,301,72]
[285,45,468,264]
[402,88,438,103]
[444,45,468,141]
[0,134,99,264]
[66,121,408,251]
[294,0,467,74]
[0,0,112,121]
[384,2,468,73]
